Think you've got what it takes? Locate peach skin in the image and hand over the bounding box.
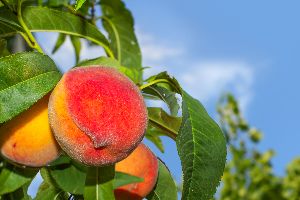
[115,143,159,200]
[48,66,148,166]
[0,95,60,167]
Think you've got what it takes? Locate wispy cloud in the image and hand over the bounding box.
[180,61,254,111]
[136,31,254,112]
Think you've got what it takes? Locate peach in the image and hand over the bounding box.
[115,143,159,200]
[48,66,147,166]
[0,95,60,167]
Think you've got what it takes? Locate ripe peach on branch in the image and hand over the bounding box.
[48,66,148,166]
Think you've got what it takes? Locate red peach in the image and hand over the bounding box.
[48,66,148,166]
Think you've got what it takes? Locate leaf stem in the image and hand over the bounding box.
[149,118,178,140]
[17,0,43,53]
[101,16,121,62]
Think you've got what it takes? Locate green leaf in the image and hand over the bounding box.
[47,0,69,7]
[84,166,115,200]
[35,168,69,200]
[0,7,23,37]
[177,91,227,200]
[52,33,66,54]
[0,21,17,37]
[35,182,68,200]
[100,0,142,82]
[7,183,32,200]
[0,52,61,123]
[145,126,165,153]
[77,56,140,83]
[146,159,177,200]
[75,0,86,11]
[0,165,36,195]
[0,39,10,57]
[143,85,180,116]
[77,56,120,67]
[22,6,113,57]
[147,107,182,140]
[70,36,81,63]
[145,71,182,94]
[114,172,143,189]
[49,162,87,195]
[0,7,23,31]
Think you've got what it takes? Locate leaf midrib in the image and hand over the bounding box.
[182,96,197,199]
[0,71,59,95]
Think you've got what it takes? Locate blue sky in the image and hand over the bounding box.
[30,0,300,195]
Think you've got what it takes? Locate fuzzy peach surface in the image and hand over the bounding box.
[0,95,60,167]
[48,66,148,166]
[115,143,159,200]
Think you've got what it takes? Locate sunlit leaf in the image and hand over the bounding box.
[177,91,226,200]
[0,52,61,123]
[101,0,142,82]
[75,0,86,11]
[22,6,113,57]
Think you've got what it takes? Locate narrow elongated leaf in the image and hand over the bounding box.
[84,166,115,200]
[52,33,66,54]
[75,0,86,11]
[0,165,36,195]
[146,160,177,200]
[70,36,81,63]
[0,52,61,123]
[148,107,181,140]
[22,7,112,57]
[177,91,226,200]
[100,0,142,82]
[114,172,143,189]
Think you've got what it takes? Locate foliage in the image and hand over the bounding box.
[0,0,227,200]
[216,94,300,200]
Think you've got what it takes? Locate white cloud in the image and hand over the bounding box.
[179,61,254,111]
[137,30,184,65]
[136,30,185,78]
[136,31,254,112]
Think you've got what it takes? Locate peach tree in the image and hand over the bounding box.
[0,0,227,199]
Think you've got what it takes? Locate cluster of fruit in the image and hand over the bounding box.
[0,66,158,199]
